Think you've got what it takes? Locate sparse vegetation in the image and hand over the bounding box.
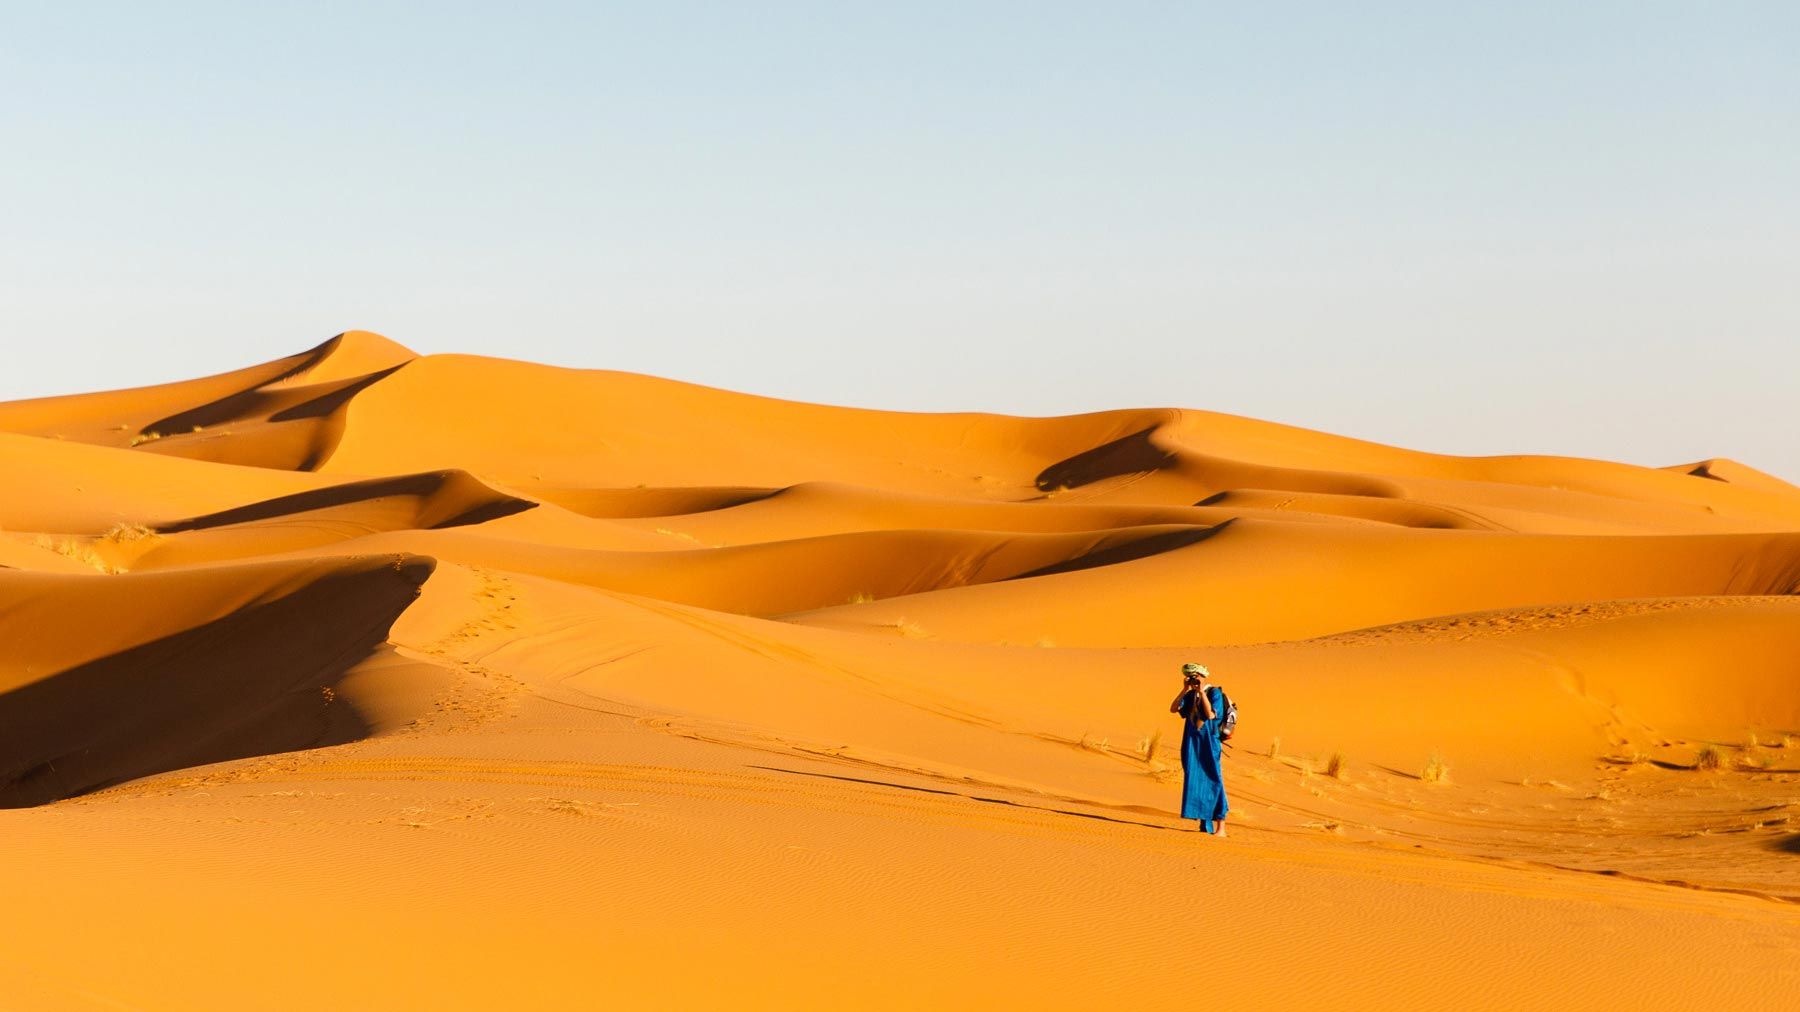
[1078,732,1110,753]
[1140,729,1162,762]
[1324,751,1345,779]
[1267,737,1281,759]
[102,522,158,544]
[1421,752,1450,784]
[1694,744,1723,771]
[892,618,926,639]
[29,534,117,574]
[128,430,164,447]
[846,592,875,605]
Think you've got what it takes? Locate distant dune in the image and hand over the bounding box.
[2,332,1796,1010]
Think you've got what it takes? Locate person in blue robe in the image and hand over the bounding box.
[1170,662,1228,835]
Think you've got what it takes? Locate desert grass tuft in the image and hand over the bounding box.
[128,430,164,447]
[1694,744,1723,771]
[1421,752,1450,784]
[1267,736,1281,759]
[102,522,158,544]
[1141,729,1162,762]
[1324,751,1345,779]
[30,534,117,574]
[846,592,875,605]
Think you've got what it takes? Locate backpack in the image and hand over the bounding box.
[1216,688,1238,741]
[1183,686,1238,740]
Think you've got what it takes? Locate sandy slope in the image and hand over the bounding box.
[2,333,1797,1010]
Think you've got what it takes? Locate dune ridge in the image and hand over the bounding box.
[1,332,1796,1010]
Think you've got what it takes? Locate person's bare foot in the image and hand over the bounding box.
[1210,824,1226,838]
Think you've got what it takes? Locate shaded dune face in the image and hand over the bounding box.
[0,331,416,470]
[156,470,538,535]
[0,557,435,807]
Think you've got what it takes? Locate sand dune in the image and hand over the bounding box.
[2,333,1796,1009]
[0,555,438,807]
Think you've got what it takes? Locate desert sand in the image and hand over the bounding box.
[2,331,1797,1009]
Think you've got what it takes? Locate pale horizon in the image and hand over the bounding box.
[3,2,1795,478]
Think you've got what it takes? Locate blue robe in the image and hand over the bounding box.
[1179,685,1229,830]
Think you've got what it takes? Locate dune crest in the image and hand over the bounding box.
[2,334,1797,1009]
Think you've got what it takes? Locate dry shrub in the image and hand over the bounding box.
[1141,729,1162,762]
[102,522,158,544]
[1324,751,1345,779]
[1421,752,1450,784]
[30,535,116,574]
[1694,745,1723,771]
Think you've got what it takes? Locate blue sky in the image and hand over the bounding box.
[3,3,1795,476]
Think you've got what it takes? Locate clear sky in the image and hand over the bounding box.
[3,3,1795,477]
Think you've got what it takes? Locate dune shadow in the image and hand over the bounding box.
[536,485,779,520]
[1771,834,1800,854]
[747,764,1189,833]
[0,559,431,808]
[1009,521,1233,581]
[157,471,535,534]
[1036,427,1175,491]
[143,362,406,438]
[268,364,407,422]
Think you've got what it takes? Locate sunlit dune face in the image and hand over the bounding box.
[2,334,1798,1009]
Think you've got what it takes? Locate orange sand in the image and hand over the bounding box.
[2,332,1797,1009]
